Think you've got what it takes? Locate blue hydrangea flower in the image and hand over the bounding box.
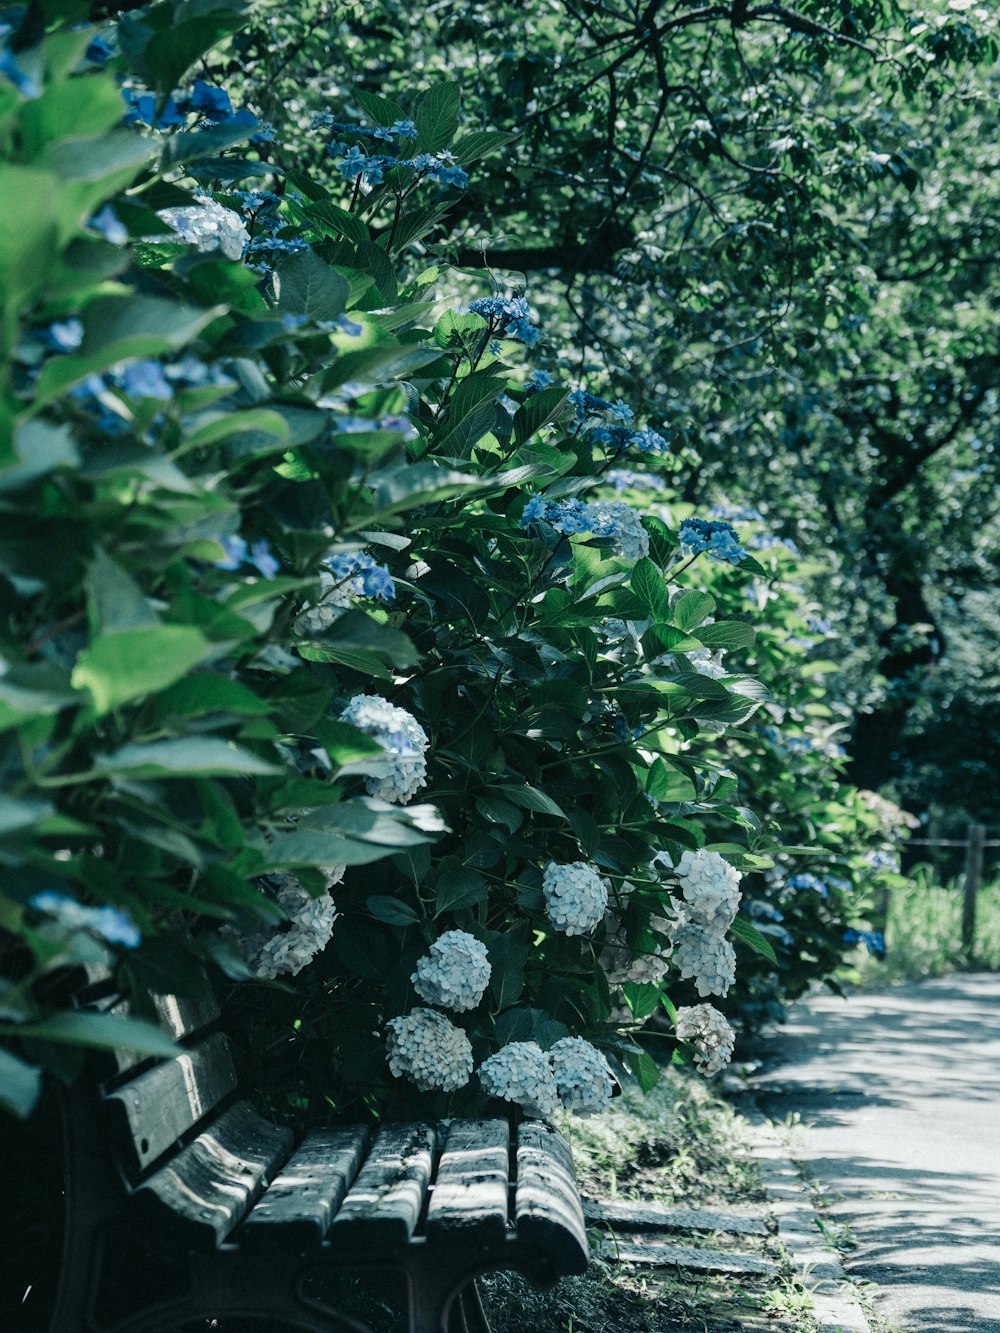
[0,42,41,99]
[248,540,279,578]
[30,891,141,948]
[334,146,388,183]
[89,205,128,245]
[251,122,276,143]
[190,80,233,118]
[605,468,666,493]
[629,426,669,453]
[609,398,634,424]
[468,295,540,347]
[326,551,396,601]
[120,360,172,400]
[678,518,746,565]
[85,34,115,65]
[215,535,248,570]
[122,88,187,128]
[520,495,648,559]
[843,927,886,957]
[525,369,555,394]
[45,319,84,352]
[789,873,829,897]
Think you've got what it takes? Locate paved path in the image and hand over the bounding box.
[752,974,1000,1333]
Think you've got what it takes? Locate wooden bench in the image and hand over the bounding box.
[32,970,589,1333]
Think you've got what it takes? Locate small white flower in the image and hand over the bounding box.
[687,648,729,680]
[548,1037,614,1116]
[385,1008,473,1092]
[232,873,338,979]
[295,570,352,634]
[339,694,429,804]
[543,861,609,936]
[675,1004,736,1076]
[411,930,492,1012]
[674,849,742,931]
[671,920,736,997]
[479,1042,560,1119]
[158,195,249,261]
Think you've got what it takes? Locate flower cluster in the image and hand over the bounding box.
[122,80,265,137]
[843,927,886,957]
[386,1009,474,1092]
[233,873,340,979]
[605,468,668,493]
[789,872,830,896]
[600,908,675,985]
[339,694,429,804]
[671,923,737,998]
[411,930,492,1011]
[297,552,396,633]
[679,518,746,565]
[478,1042,560,1118]
[675,1004,736,1076]
[568,391,669,454]
[158,195,249,261]
[520,495,649,561]
[468,295,541,347]
[548,1037,614,1116]
[542,861,609,935]
[214,535,280,579]
[332,144,468,189]
[29,892,141,948]
[675,849,742,930]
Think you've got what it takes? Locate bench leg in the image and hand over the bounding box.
[448,1280,492,1333]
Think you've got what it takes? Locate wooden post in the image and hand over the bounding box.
[961,823,985,955]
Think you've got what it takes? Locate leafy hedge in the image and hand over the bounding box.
[0,1,905,1124]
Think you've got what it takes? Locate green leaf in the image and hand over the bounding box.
[494,783,566,819]
[0,1049,42,1118]
[731,916,779,965]
[415,82,461,153]
[367,895,420,927]
[673,591,716,632]
[72,626,217,714]
[10,1010,181,1059]
[630,558,671,619]
[159,119,256,170]
[451,130,519,165]
[153,675,272,720]
[364,462,482,520]
[487,934,528,1009]
[696,621,756,649]
[647,760,697,804]
[0,422,79,493]
[49,131,157,183]
[94,738,280,779]
[513,385,569,446]
[623,981,662,1021]
[355,91,408,127]
[85,549,159,635]
[299,608,418,671]
[125,2,250,92]
[494,1007,569,1049]
[276,250,350,324]
[433,858,489,914]
[0,797,54,838]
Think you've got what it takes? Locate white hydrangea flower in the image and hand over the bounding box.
[548,1037,614,1116]
[687,648,729,680]
[674,849,742,931]
[599,908,675,986]
[671,920,737,997]
[385,1008,474,1092]
[233,873,339,979]
[675,1004,736,1076]
[542,861,609,936]
[295,570,352,634]
[478,1042,560,1119]
[158,194,249,261]
[411,930,492,1012]
[339,694,429,804]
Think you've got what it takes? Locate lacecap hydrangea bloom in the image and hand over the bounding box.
[478,1042,560,1119]
[233,871,342,979]
[678,518,746,565]
[158,194,249,261]
[675,1004,736,1076]
[297,552,396,634]
[520,495,649,561]
[671,921,737,998]
[468,295,541,347]
[386,1008,474,1092]
[548,1037,614,1116]
[411,930,492,1012]
[674,849,742,931]
[339,694,429,804]
[542,861,609,936]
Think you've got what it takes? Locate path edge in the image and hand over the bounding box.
[738,1096,875,1333]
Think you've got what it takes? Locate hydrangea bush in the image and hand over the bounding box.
[0,1,878,1125]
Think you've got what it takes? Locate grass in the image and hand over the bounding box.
[482,1067,822,1333]
[850,867,1000,987]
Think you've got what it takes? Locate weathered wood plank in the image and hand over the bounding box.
[514,1121,589,1275]
[241,1125,371,1247]
[595,1236,778,1274]
[132,1101,294,1249]
[583,1198,769,1236]
[425,1118,510,1243]
[105,1031,237,1176]
[110,970,221,1076]
[328,1122,436,1249]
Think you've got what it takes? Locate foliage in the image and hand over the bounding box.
[0,0,791,1124]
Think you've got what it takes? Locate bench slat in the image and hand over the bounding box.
[425,1118,509,1243]
[514,1121,589,1274]
[132,1100,294,1248]
[105,1031,237,1175]
[240,1124,371,1247]
[328,1121,436,1248]
[111,970,221,1076]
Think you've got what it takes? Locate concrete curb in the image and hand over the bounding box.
[742,1109,874,1333]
